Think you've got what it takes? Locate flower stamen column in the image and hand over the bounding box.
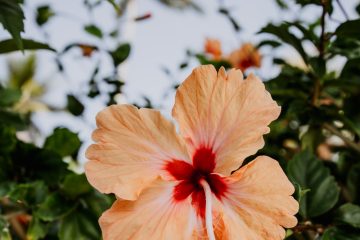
[199,179,215,240]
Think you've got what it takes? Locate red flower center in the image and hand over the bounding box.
[165,147,227,217]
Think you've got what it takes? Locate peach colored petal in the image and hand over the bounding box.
[85,105,190,200]
[216,156,298,239]
[172,65,280,175]
[99,179,199,240]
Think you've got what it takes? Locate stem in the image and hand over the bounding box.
[199,179,215,240]
[312,1,327,106]
[319,1,327,59]
[335,0,349,20]
[323,123,360,153]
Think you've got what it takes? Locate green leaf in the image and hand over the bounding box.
[0,110,28,130]
[257,39,282,48]
[0,88,21,107]
[0,39,55,54]
[58,209,101,240]
[0,0,24,50]
[0,217,11,240]
[295,0,333,14]
[195,54,232,70]
[335,19,360,39]
[44,128,81,157]
[110,43,131,66]
[36,193,74,222]
[335,203,360,228]
[0,125,16,153]
[36,5,54,26]
[259,23,308,63]
[347,163,360,203]
[83,191,114,217]
[12,142,69,184]
[287,150,340,218]
[27,217,49,240]
[66,95,84,116]
[61,173,92,199]
[84,24,103,38]
[321,227,360,240]
[300,126,324,152]
[0,182,15,198]
[293,183,310,204]
[8,181,48,206]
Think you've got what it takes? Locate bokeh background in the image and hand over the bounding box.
[1,0,360,239]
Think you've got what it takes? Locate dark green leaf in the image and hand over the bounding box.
[335,203,360,228]
[218,8,241,31]
[0,88,21,107]
[0,110,28,130]
[259,23,308,63]
[335,19,360,39]
[12,142,69,184]
[66,95,84,116]
[84,24,103,38]
[275,0,288,9]
[321,227,360,240]
[44,128,81,157]
[295,0,333,14]
[257,40,282,48]
[287,150,340,218]
[8,181,47,206]
[110,43,131,66]
[0,39,55,54]
[36,5,54,26]
[0,125,16,153]
[0,0,24,49]
[36,193,74,221]
[58,209,100,240]
[195,54,232,70]
[347,163,360,203]
[61,173,91,199]
[83,191,114,217]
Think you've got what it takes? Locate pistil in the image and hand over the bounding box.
[199,179,215,240]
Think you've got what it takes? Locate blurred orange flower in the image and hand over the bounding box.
[228,43,261,72]
[204,38,222,60]
[85,65,298,239]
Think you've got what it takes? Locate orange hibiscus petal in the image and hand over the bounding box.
[99,179,198,240]
[217,156,298,239]
[172,65,280,175]
[85,105,190,200]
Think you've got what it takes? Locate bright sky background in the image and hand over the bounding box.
[0,0,358,164]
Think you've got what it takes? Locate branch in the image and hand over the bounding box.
[323,123,360,154]
[335,0,349,20]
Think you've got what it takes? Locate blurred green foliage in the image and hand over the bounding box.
[1,0,360,239]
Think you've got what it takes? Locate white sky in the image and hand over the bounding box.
[0,0,358,164]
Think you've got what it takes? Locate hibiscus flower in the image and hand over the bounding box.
[228,43,261,72]
[85,65,298,240]
[204,38,223,60]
